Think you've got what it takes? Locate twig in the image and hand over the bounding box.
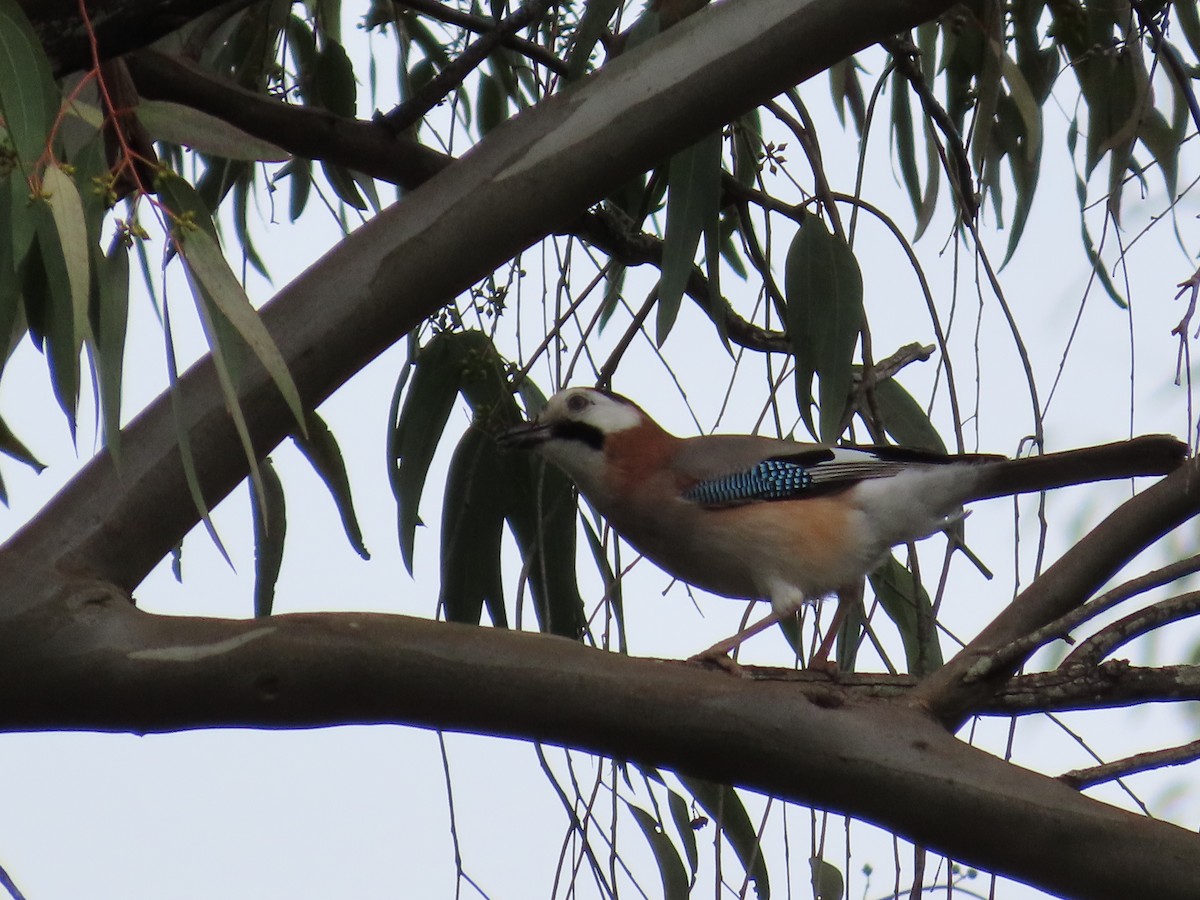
[964,552,1200,682]
[1061,736,1200,790]
[393,0,567,75]
[379,0,553,134]
[1060,590,1200,668]
[881,35,977,223]
[1130,0,1200,139]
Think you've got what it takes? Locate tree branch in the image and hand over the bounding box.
[1,587,1197,900]
[27,0,257,76]
[1062,737,1200,791]
[1060,591,1200,669]
[392,0,568,75]
[912,457,1200,725]
[380,0,555,133]
[126,51,791,354]
[126,50,452,191]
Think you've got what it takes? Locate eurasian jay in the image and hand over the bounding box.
[500,387,1187,665]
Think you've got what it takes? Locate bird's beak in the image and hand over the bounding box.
[495,420,552,449]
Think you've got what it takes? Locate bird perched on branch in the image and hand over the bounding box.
[499,387,1187,666]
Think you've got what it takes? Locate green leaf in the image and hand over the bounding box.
[625,802,690,900]
[183,253,267,518]
[0,177,21,385]
[784,211,863,442]
[657,131,723,345]
[1177,0,1200,59]
[292,410,370,560]
[890,68,922,221]
[581,515,624,653]
[93,238,130,461]
[320,160,368,210]
[675,777,769,899]
[439,427,509,627]
[868,553,943,675]
[314,37,357,118]
[664,782,699,883]
[137,100,291,162]
[41,164,91,358]
[0,0,58,174]
[0,415,44,472]
[827,56,864,133]
[174,227,306,433]
[250,456,287,617]
[810,857,844,900]
[477,73,508,135]
[391,335,461,573]
[506,457,586,638]
[163,295,233,568]
[565,0,623,81]
[872,377,945,453]
[280,157,312,222]
[8,170,37,279]
[30,203,81,426]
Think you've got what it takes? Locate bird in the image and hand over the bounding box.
[498,386,1187,667]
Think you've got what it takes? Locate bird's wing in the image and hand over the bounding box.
[674,436,972,507]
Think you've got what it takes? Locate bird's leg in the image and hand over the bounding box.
[688,609,785,672]
[808,599,848,672]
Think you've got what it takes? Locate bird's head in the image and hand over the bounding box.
[498,387,650,482]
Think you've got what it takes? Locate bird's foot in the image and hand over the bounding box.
[686,644,750,677]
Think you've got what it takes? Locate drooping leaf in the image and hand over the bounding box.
[93,238,130,461]
[0,0,58,174]
[439,426,509,627]
[810,857,845,900]
[657,131,723,345]
[784,211,863,442]
[137,101,291,162]
[1066,118,1125,308]
[391,334,462,573]
[565,0,623,81]
[890,68,922,221]
[172,225,306,433]
[250,456,287,617]
[0,177,21,385]
[624,802,690,900]
[30,203,81,426]
[320,160,368,210]
[41,165,91,358]
[580,515,624,653]
[827,56,865,133]
[675,776,769,899]
[872,377,946,453]
[0,415,44,472]
[868,553,942,675]
[183,253,267,517]
[477,73,508,136]
[163,294,233,568]
[314,37,357,118]
[292,410,370,560]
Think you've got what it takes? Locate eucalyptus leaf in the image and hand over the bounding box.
[657,131,722,345]
[784,211,863,442]
[250,456,287,617]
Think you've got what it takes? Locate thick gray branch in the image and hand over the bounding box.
[0,589,1195,900]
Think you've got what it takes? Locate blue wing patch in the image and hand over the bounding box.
[684,459,813,505]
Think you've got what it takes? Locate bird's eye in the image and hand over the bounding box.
[566,393,591,413]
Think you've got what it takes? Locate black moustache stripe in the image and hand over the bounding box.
[551,420,605,450]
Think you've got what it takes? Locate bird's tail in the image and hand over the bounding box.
[967,435,1188,501]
